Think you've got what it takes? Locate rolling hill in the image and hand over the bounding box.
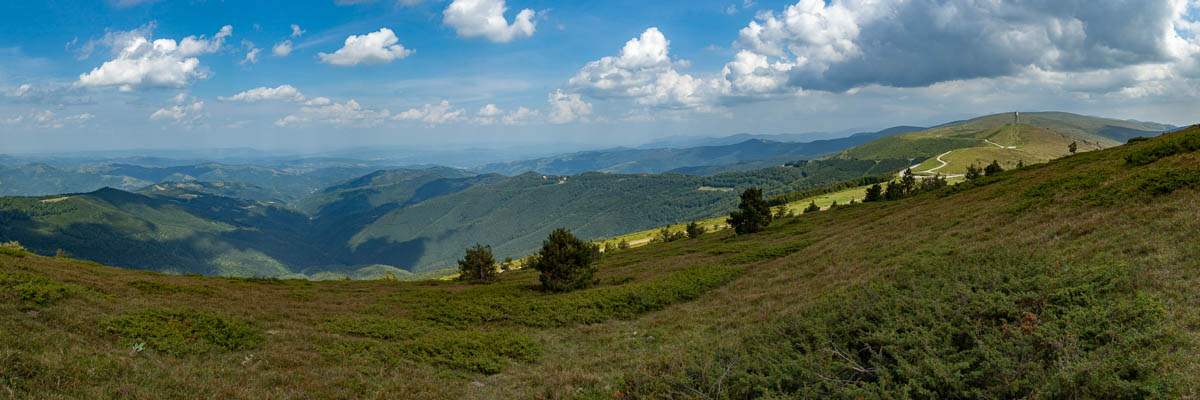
[472,126,923,176]
[0,162,379,202]
[840,111,1170,164]
[3,124,1197,398]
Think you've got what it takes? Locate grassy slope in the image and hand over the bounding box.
[842,112,1164,163]
[599,184,872,249]
[3,126,1198,398]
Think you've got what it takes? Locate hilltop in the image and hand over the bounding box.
[2,125,1197,398]
[840,111,1169,165]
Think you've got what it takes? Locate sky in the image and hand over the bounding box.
[1,0,1198,153]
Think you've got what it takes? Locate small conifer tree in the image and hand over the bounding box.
[864,183,883,202]
[984,160,1004,176]
[457,243,498,283]
[727,187,772,234]
[965,164,983,180]
[531,228,600,292]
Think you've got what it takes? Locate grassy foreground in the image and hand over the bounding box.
[3,126,1200,398]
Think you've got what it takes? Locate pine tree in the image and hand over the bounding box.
[884,181,904,200]
[864,183,883,202]
[804,201,820,213]
[457,243,498,283]
[727,187,773,234]
[530,228,600,292]
[965,164,983,180]
[985,160,1004,176]
[900,169,917,193]
[685,221,707,238]
[1068,141,1078,154]
[774,205,789,219]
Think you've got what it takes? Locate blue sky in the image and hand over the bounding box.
[1,0,1198,153]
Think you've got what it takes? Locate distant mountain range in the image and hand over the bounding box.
[472,126,926,176]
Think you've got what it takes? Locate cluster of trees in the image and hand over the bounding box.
[457,228,600,293]
[863,169,950,203]
[766,172,895,206]
[652,221,710,243]
[965,161,1004,180]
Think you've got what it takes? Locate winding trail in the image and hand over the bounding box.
[919,151,953,174]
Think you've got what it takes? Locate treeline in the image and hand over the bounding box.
[766,172,895,206]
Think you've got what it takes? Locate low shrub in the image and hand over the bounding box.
[321,330,540,374]
[0,241,30,258]
[126,280,214,296]
[1129,168,1200,196]
[323,317,432,341]
[412,265,744,328]
[0,270,76,306]
[101,309,263,355]
[401,330,540,374]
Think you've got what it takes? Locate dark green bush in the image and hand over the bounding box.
[0,270,76,306]
[101,309,263,355]
[323,317,432,340]
[126,280,214,295]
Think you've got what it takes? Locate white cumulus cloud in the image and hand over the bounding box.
[395,100,466,124]
[569,27,721,109]
[276,99,391,127]
[77,25,232,91]
[502,106,539,125]
[290,24,305,38]
[443,0,537,43]
[319,28,413,66]
[272,40,293,57]
[547,89,591,124]
[219,85,306,102]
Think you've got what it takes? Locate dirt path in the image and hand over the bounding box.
[628,238,652,247]
[983,138,1016,149]
[919,151,953,174]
